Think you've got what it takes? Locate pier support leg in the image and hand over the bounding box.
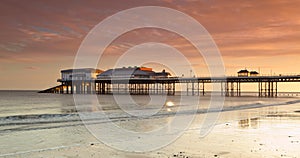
[186,82,189,96]
[202,82,205,96]
[71,83,74,94]
[275,82,278,97]
[173,82,176,95]
[60,84,64,94]
[66,84,69,94]
[225,82,229,97]
[198,81,200,96]
[258,82,261,97]
[192,82,195,96]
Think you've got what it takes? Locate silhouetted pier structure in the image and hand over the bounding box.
[40,75,300,98]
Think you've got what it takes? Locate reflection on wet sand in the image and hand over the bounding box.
[2,92,300,157]
[238,117,259,129]
[115,116,173,132]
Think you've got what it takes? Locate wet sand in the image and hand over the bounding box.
[1,96,300,158]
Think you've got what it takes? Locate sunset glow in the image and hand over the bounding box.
[1,0,300,90]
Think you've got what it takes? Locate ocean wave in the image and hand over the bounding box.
[2,99,300,121]
[1,113,77,120]
[1,99,300,133]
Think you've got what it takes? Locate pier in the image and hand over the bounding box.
[40,75,300,98]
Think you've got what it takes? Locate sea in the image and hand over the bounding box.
[0,90,300,157]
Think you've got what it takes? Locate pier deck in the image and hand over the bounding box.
[41,75,300,97]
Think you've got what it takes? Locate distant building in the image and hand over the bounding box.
[237,69,259,77]
[237,69,249,77]
[250,71,259,76]
[154,69,171,78]
[60,68,103,81]
[97,67,171,79]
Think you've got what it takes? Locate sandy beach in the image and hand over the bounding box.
[1,0,300,157]
[1,92,300,158]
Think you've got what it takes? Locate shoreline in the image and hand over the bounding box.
[1,90,300,157]
[1,97,300,157]
[3,113,299,158]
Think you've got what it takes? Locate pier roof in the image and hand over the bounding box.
[238,69,249,73]
[61,68,102,73]
[97,67,170,79]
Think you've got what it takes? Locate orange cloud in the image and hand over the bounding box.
[1,0,300,89]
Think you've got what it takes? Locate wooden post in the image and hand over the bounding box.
[186,82,189,96]
[275,82,278,97]
[202,82,205,96]
[192,81,194,96]
[258,81,261,97]
[198,81,200,96]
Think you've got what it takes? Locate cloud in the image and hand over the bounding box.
[0,42,26,52]
[18,28,72,42]
[1,0,299,60]
[24,66,40,70]
[0,0,300,89]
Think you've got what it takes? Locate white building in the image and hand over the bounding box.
[60,68,103,81]
[97,67,171,79]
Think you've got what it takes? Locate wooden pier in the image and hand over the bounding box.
[40,75,300,97]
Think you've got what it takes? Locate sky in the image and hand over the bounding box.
[1,0,300,90]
